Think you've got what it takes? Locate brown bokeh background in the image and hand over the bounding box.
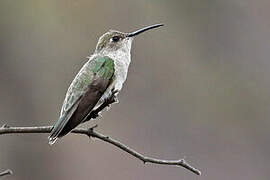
[1,0,270,179]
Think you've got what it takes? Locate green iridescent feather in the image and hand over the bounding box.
[61,56,114,115]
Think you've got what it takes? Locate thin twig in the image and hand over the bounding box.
[0,125,201,175]
[0,169,12,177]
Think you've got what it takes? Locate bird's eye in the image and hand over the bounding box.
[112,36,120,42]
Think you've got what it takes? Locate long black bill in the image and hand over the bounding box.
[127,24,164,37]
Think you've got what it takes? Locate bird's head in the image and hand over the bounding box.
[95,24,164,54]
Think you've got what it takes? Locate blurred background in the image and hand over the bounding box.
[0,0,270,179]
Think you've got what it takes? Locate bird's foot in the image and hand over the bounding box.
[106,89,119,105]
[90,111,100,119]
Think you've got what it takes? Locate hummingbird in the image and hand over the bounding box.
[48,24,164,145]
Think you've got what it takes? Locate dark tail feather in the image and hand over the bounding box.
[48,101,80,145]
[48,116,64,145]
[48,116,70,145]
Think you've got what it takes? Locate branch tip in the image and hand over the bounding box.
[0,169,13,177]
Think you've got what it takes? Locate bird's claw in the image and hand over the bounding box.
[91,112,100,119]
[107,89,119,104]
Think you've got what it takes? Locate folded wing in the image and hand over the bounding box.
[49,56,115,144]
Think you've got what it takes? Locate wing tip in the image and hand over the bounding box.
[48,136,58,145]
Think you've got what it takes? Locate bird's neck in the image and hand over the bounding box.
[97,48,131,68]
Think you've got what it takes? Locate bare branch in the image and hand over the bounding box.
[0,125,201,175]
[0,169,12,177]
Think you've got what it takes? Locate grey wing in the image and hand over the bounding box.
[60,61,95,116]
[49,60,95,144]
[49,56,115,144]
